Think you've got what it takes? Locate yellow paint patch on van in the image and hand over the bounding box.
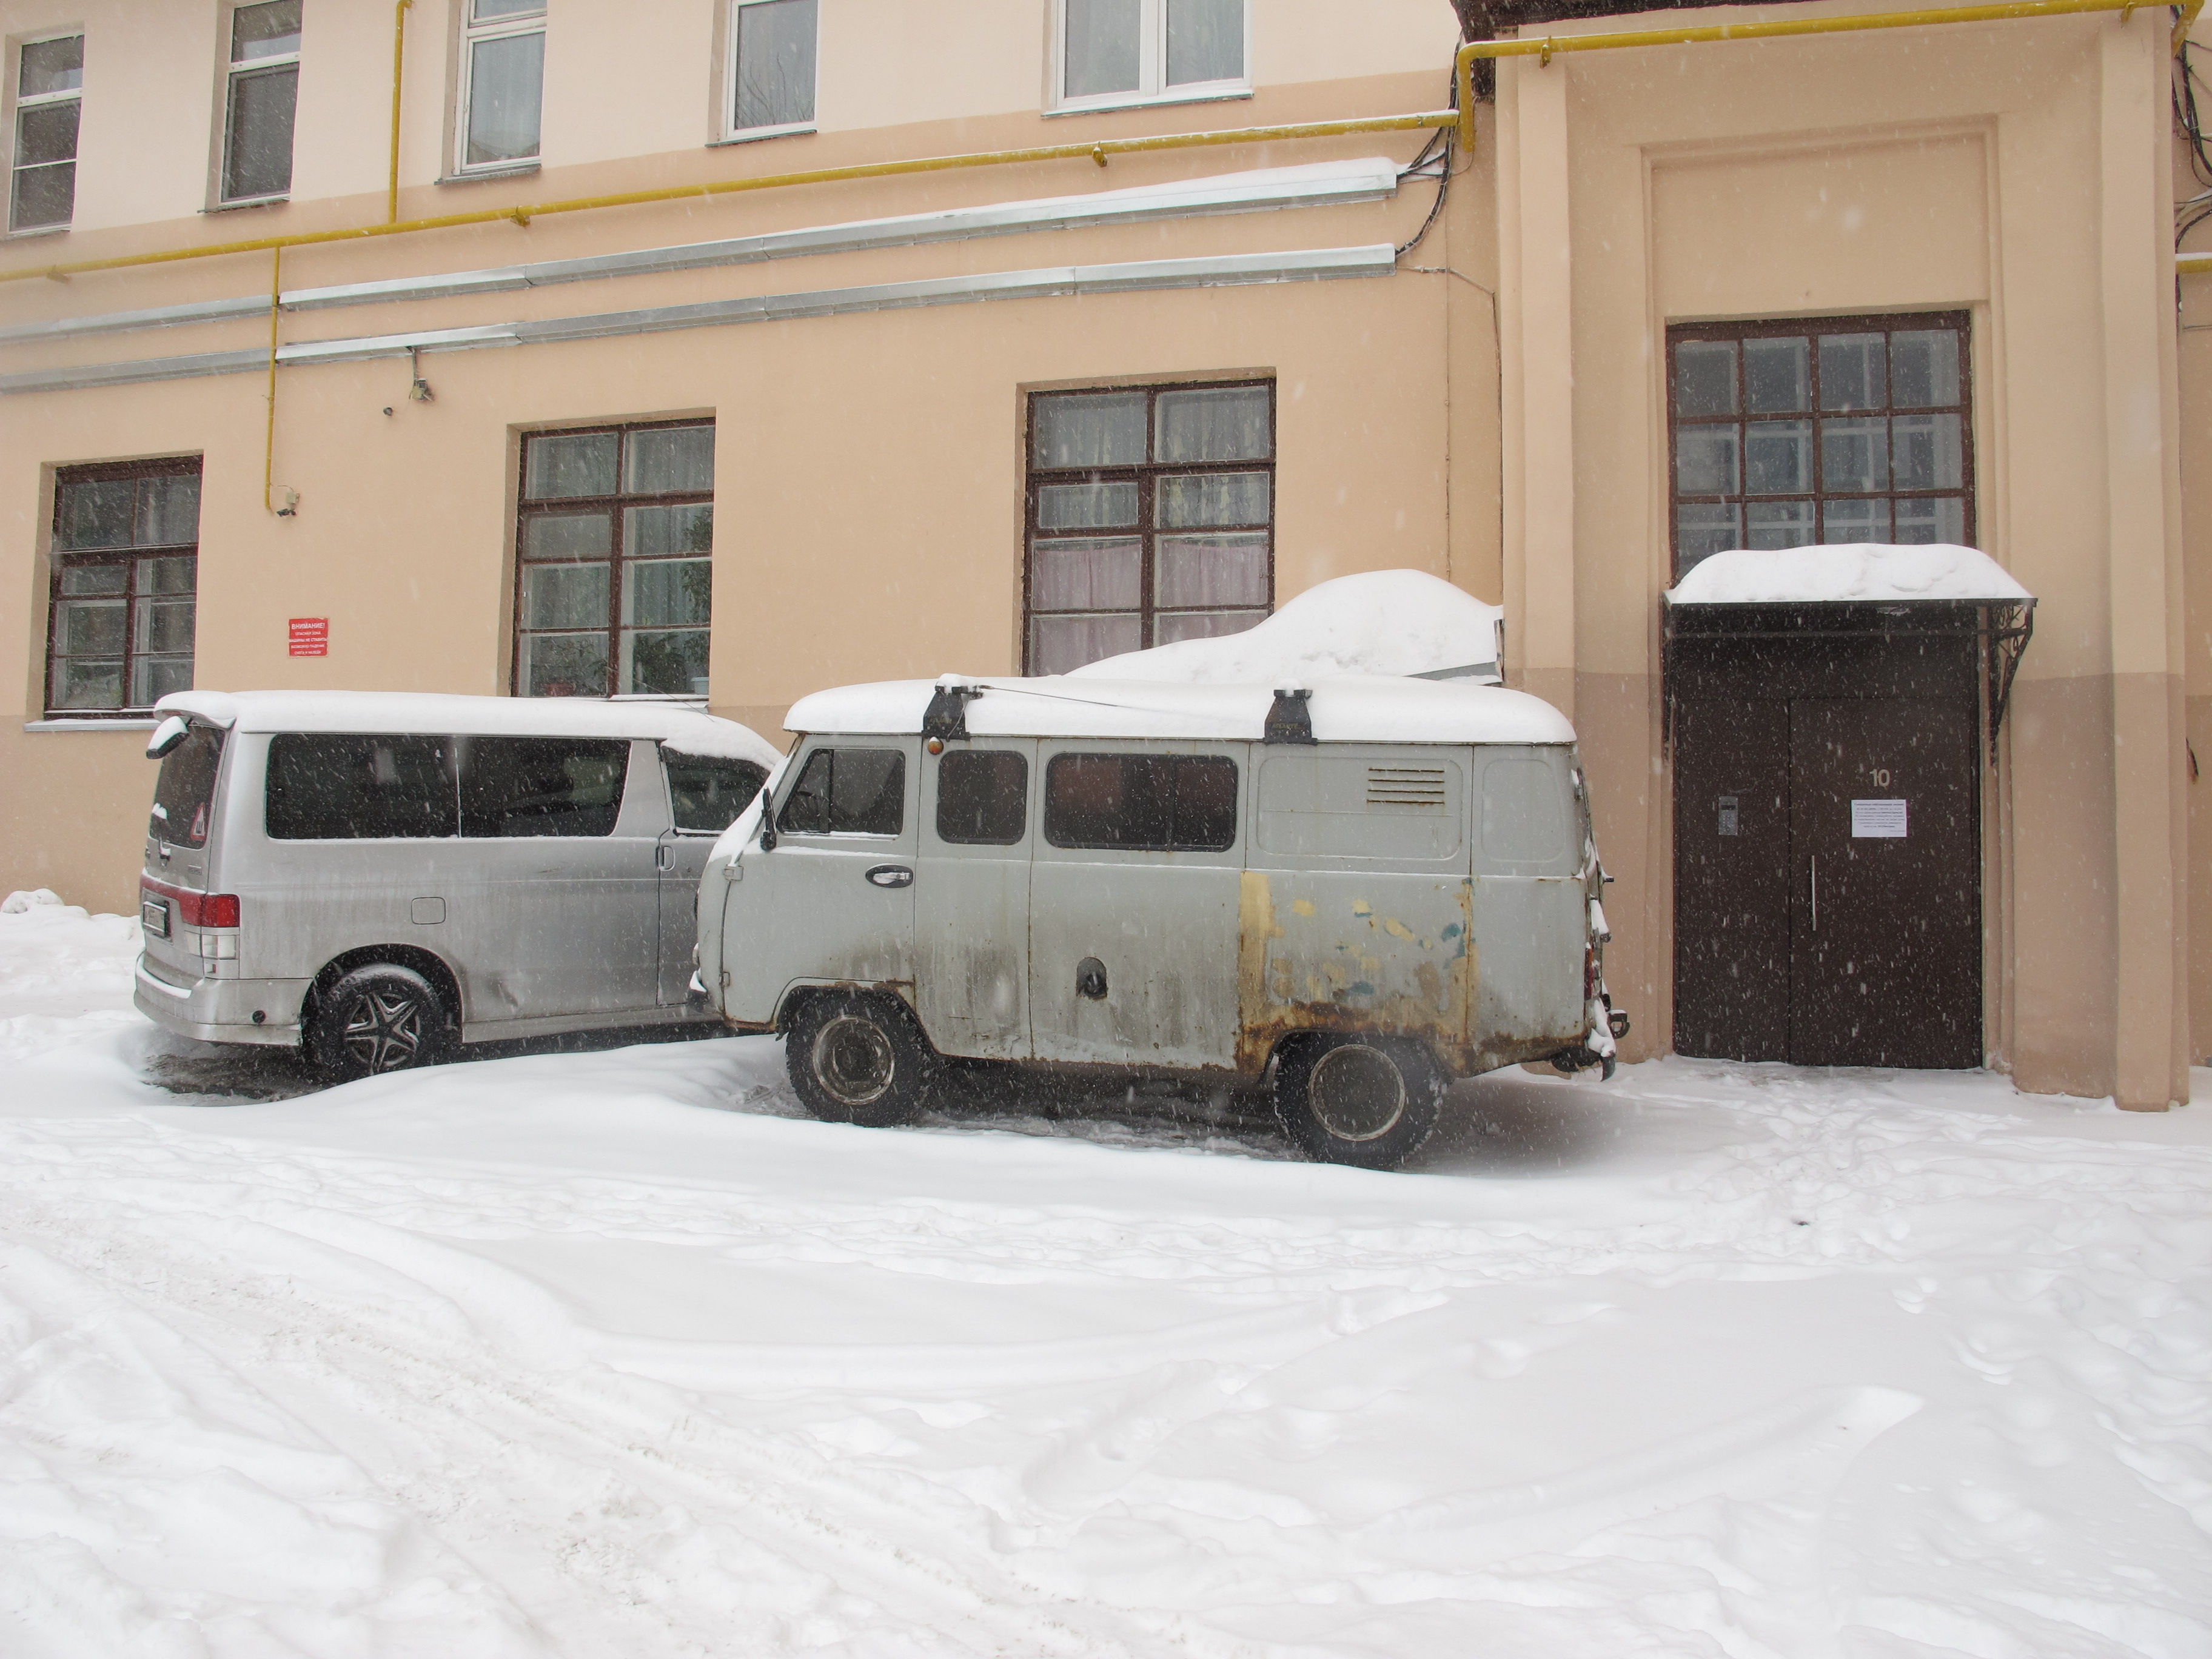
[1350,899,1373,917]
[1291,898,1315,917]
[1382,917,1417,943]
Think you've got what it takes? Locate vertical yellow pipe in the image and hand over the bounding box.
[388,0,412,224]
[264,246,281,514]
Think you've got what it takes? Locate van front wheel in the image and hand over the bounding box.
[1272,1036,1444,1170]
[309,964,451,1081]
[785,992,934,1127]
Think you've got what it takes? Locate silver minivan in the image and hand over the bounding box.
[702,675,1624,1168]
[135,689,779,1078]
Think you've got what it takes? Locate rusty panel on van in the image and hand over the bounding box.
[1470,749,1586,1060]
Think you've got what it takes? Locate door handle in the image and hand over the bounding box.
[655,843,674,871]
[865,864,913,888]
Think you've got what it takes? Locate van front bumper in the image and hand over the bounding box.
[133,959,308,1047]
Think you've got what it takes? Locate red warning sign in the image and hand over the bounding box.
[288,617,329,657]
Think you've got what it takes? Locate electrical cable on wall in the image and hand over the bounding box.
[2176,39,2212,247]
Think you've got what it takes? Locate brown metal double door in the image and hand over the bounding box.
[1674,696,1980,1068]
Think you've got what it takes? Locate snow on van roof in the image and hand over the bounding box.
[784,675,1575,745]
[1664,544,2032,606]
[154,691,782,766]
[1068,569,1504,685]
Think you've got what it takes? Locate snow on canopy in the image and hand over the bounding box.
[153,690,781,768]
[1069,569,1505,685]
[1664,543,2033,606]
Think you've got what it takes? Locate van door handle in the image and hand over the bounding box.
[865,865,913,888]
[656,843,674,871]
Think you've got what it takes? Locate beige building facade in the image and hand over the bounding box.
[0,0,2204,1107]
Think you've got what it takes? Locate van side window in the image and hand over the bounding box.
[936,750,1027,845]
[1481,757,1567,862]
[266,734,458,840]
[664,752,767,832]
[151,723,226,847]
[778,747,905,836]
[1044,753,1237,851]
[460,737,629,838]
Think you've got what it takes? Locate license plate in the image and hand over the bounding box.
[141,898,169,937]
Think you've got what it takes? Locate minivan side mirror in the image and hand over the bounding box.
[146,716,189,759]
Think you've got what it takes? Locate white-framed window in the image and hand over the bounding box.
[10,33,82,233]
[1051,0,1248,115]
[220,1,301,204]
[457,0,544,173]
[725,0,816,139]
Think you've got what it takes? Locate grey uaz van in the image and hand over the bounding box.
[701,675,1623,1168]
[136,690,779,1078]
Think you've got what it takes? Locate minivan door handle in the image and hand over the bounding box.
[865,864,913,888]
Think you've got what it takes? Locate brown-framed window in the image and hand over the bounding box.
[45,459,201,716]
[1024,380,1274,675]
[1667,312,1973,581]
[513,420,714,699]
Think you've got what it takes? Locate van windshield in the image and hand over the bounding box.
[150,724,224,847]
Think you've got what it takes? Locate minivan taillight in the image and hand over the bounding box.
[143,881,239,928]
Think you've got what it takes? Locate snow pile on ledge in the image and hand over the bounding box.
[1070,569,1504,685]
[1666,543,2032,606]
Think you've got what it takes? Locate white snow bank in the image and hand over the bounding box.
[1071,568,1506,685]
[1,888,63,914]
[1666,543,2033,606]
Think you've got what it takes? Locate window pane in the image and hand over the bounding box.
[56,597,126,657]
[625,502,713,555]
[1819,333,1886,411]
[152,726,224,847]
[135,476,201,547]
[19,36,83,97]
[1822,417,1889,493]
[1675,503,1741,574]
[777,748,833,834]
[525,432,618,498]
[623,558,711,628]
[1167,0,1242,84]
[1033,392,1147,468]
[1673,340,1737,417]
[623,425,714,495]
[461,737,629,838]
[518,630,608,697]
[666,755,766,833]
[1156,471,1269,527]
[50,655,121,709]
[1822,497,1890,543]
[1065,0,1141,97]
[1742,337,1809,414]
[1157,532,1267,608]
[1154,608,1264,646]
[1675,426,1738,496]
[1891,330,1961,408]
[11,159,75,229]
[1046,753,1171,848]
[224,64,298,199]
[1036,481,1138,530]
[138,597,195,655]
[1743,420,1811,495]
[523,511,613,560]
[826,749,905,836]
[232,1,302,61]
[1892,497,1966,545]
[474,0,545,18]
[133,655,194,707]
[466,30,543,165]
[1155,386,1270,463]
[1891,414,1963,492]
[734,0,817,129]
[1744,501,1814,550]
[266,734,458,840]
[520,561,608,630]
[58,478,134,549]
[59,560,127,595]
[622,628,711,697]
[1171,756,1238,851]
[1031,537,1139,611]
[1030,611,1141,675]
[15,98,79,166]
[937,750,1028,845]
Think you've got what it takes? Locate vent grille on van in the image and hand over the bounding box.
[1367,766,1447,811]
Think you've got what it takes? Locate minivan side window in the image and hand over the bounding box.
[151,723,226,846]
[266,734,458,840]
[1044,753,1238,851]
[665,751,768,833]
[460,737,629,837]
[778,747,905,836]
[936,750,1027,845]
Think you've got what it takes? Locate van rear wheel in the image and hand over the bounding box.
[785,991,934,1127]
[310,964,451,1081]
[1272,1036,1444,1170]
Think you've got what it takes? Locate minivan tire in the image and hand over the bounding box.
[309,964,452,1081]
[785,991,936,1127]
[1272,1035,1445,1170]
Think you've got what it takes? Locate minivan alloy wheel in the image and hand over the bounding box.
[344,989,427,1072]
[309,962,451,1081]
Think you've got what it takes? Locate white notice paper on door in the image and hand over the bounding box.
[1851,799,1908,838]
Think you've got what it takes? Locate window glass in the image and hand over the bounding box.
[1167,0,1241,84]
[1032,392,1147,468]
[623,425,714,495]
[466,30,544,166]
[266,734,458,840]
[12,36,81,233]
[1155,387,1270,463]
[19,36,82,96]
[150,725,226,847]
[734,0,817,130]
[224,61,298,199]
[1672,339,1737,417]
[58,478,136,550]
[1044,753,1236,851]
[1036,481,1139,530]
[1818,334,1886,411]
[518,632,608,699]
[1741,337,1807,413]
[526,432,619,499]
[523,512,613,560]
[459,737,629,837]
[778,748,905,836]
[233,1,301,59]
[49,465,201,716]
[1065,0,1141,96]
[665,753,767,832]
[1155,534,1266,608]
[937,751,1028,845]
[1481,757,1566,863]
[1156,471,1267,527]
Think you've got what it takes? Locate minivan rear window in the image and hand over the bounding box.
[665,752,768,833]
[460,737,629,838]
[778,748,905,836]
[266,734,458,840]
[1044,753,1238,852]
[150,723,224,847]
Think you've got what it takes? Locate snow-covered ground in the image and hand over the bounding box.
[2,895,2207,1658]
